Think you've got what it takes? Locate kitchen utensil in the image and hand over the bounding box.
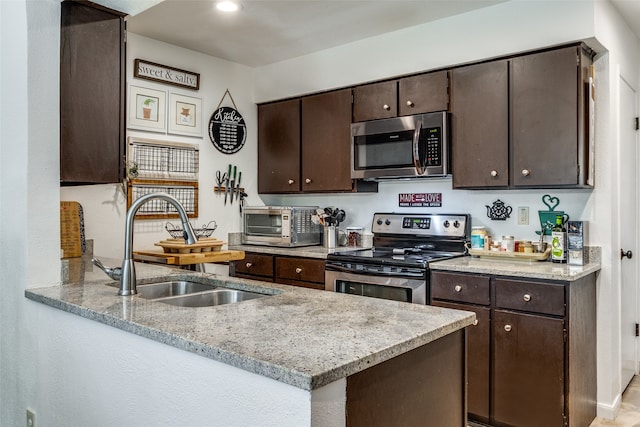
[224,164,232,205]
[236,171,242,201]
[230,165,237,205]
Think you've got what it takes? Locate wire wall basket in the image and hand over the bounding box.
[127,180,198,219]
[128,137,199,181]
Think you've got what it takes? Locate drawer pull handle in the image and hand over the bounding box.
[246,262,253,269]
[383,104,391,111]
[288,179,295,185]
[473,319,479,326]
[490,170,498,177]
[295,267,302,274]
[305,178,312,184]
[522,168,531,176]
[454,285,462,292]
[523,294,531,302]
[406,100,414,107]
[504,324,512,332]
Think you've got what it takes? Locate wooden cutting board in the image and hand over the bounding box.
[133,249,245,266]
[60,201,85,258]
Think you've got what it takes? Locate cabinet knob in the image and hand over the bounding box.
[406,100,414,107]
[454,285,462,292]
[523,294,532,302]
[295,267,302,274]
[305,178,312,184]
[504,324,512,332]
[490,170,498,177]
[245,262,252,269]
[383,104,391,111]
[522,169,531,176]
[288,179,295,185]
[473,319,479,326]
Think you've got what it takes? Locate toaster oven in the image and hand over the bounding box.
[242,206,322,247]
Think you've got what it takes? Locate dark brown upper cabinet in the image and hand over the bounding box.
[258,99,301,193]
[451,44,593,189]
[353,71,449,122]
[258,89,366,194]
[60,1,126,185]
[451,60,509,188]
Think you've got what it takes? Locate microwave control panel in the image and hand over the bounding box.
[421,126,442,167]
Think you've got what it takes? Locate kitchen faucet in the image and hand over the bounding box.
[92,193,197,296]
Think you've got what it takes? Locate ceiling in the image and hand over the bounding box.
[124,0,640,68]
[125,0,507,67]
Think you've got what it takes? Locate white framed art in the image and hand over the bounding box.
[168,92,202,137]
[128,85,167,132]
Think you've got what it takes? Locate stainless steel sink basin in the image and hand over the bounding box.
[137,281,217,299]
[136,280,269,307]
[155,289,266,307]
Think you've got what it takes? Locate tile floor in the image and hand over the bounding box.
[590,376,640,427]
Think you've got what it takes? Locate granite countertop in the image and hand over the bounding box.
[430,256,601,281]
[227,243,357,259]
[26,258,474,391]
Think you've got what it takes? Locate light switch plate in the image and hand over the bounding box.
[518,207,529,225]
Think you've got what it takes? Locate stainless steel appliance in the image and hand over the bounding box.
[351,112,449,180]
[242,206,322,247]
[325,213,470,304]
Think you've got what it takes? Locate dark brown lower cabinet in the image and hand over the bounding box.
[430,270,596,427]
[493,310,565,427]
[229,252,325,289]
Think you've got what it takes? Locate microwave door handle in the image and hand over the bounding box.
[412,121,424,175]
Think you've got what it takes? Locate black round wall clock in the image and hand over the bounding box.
[208,106,247,154]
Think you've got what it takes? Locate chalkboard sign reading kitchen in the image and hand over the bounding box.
[208,106,246,154]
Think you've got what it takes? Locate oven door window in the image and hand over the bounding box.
[335,280,413,304]
[244,214,282,236]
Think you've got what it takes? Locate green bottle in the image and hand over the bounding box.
[551,214,566,263]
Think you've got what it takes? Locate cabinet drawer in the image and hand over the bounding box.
[495,278,565,316]
[232,253,274,277]
[430,271,491,305]
[276,257,326,284]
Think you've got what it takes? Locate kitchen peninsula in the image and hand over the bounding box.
[25,258,474,426]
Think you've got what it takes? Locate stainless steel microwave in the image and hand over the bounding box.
[350,111,449,180]
[242,206,322,247]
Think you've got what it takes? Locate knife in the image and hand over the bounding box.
[230,165,237,205]
[224,164,232,205]
[235,171,242,202]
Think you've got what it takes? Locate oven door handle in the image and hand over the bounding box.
[412,120,424,175]
[326,264,425,278]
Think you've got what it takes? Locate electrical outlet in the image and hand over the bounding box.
[518,207,529,225]
[26,409,35,427]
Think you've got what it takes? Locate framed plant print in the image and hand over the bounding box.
[128,85,167,132]
[168,93,202,137]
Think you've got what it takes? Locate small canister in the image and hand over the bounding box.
[471,226,487,250]
[521,240,533,253]
[346,227,363,247]
[501,235,515,252]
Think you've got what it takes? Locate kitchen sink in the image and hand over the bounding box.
[137,281,217,299]
[136,280,269,307]
[153,289,266,307]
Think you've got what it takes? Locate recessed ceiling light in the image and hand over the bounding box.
[216,1,240,12]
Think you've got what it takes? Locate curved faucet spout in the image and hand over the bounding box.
[119,193,197,296]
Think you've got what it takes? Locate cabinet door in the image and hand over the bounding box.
[60,1,125,184]
[301,89,353,192]
[398,71,449,116]
[258,99,301,193]
[230,253,274,279]
[511,46,580,187]
[432,301,490,422]
[353,80,397,122]
[451,60,509,188]
[493,310,565,427]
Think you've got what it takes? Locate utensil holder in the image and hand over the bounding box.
[323,225,337,249]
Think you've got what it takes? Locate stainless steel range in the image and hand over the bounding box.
[325,213,471,304]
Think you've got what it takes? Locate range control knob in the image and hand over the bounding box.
[376,218,383,225]
[453,220,460,228]
[443,220,450,228]
[385,218,391,226]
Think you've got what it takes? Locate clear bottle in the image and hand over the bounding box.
[551,214,567,263]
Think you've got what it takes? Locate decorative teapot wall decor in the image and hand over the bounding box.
[486,199,513,221]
